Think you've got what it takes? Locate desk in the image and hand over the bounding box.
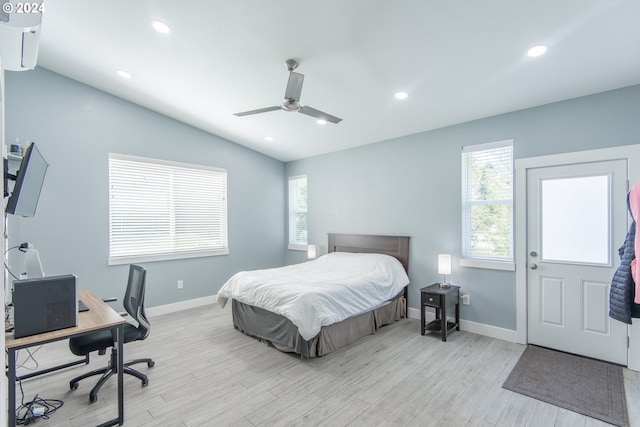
[5,290,126,427]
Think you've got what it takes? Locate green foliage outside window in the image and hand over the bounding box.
[462,142,513,260]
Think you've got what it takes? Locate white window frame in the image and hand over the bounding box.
[108,153,228,265]
[461,139,514,271]
[288,175,308,251]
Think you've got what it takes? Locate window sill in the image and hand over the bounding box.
[288,244,308,252]
[108,248,229,265]
[460,258,515,271]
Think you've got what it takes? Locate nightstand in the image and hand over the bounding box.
[420,283,460,341]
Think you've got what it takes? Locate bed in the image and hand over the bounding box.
[217,233,410,358]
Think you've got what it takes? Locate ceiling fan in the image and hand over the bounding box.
[234,59,342,124]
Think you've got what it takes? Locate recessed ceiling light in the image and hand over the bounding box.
[151,20,171,34]
[527,45,547,57]
[264,136,273,142]
[316,119,327,125]
[116,70,132,79]
[395,91,408,100]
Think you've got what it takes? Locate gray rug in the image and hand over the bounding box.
[502,345,629,426]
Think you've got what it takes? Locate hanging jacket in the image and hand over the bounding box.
[629,182,640,302]
[609,220,636,324]
[609,191,640,323]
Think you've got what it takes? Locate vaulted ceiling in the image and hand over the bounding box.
[35,0,640,161]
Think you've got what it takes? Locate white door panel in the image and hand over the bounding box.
[539,276,564,326]
[527,159,628,365]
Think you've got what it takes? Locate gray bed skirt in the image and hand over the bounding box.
[231,292,406,358]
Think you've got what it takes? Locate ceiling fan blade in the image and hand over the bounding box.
[234,106,282,117]
[284,72,304,101]
[299,105,342,124]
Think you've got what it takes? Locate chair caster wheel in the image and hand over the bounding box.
[89,394,97,403]
[148,361,155,368]
[70,382,78,390]
[142,379,149,387]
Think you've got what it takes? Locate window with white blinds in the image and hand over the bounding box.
[288,175,307,249]
[461,140,513,263]
[108,153,228,265]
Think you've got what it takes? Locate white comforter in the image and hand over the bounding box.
[217,252,409,340]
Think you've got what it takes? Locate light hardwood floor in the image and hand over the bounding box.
[10,304,640,426]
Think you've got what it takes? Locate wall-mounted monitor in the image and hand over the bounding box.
[5,142,48,217]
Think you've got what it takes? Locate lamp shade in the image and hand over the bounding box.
[438,254,451,275]
[307,244,317,259]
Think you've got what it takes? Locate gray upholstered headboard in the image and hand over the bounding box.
[327,233,410,272]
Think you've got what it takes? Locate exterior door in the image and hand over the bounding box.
[527,159,628,365]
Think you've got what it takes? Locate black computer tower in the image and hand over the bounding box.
[12,274,78,338]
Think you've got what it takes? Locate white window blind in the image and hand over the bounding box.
[288,175,307,247]
[108,153,228,265]
[461,140,513,262]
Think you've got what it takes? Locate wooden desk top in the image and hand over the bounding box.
[5,289,126,349]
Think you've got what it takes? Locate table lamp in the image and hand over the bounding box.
[307,244,317,259]
[438,254,451,288]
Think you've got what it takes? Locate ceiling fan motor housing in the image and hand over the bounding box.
[233,58,341,123]
[282,100,300,112]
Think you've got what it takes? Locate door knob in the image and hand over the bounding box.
[530,263,538,270]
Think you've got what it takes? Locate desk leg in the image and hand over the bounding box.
[97,324,125,427]
[8,348,16,426]
[117,324,124,425]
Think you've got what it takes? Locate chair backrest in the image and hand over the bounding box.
[124,264,151,340]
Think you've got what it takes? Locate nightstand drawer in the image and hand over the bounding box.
[422,293,440,308]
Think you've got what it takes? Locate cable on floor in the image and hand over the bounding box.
[15,393,63,425]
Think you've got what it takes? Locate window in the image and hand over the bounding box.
[108,153,228,265]
[461,140,513,268]
[288,175,307,250]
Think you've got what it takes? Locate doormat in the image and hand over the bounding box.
[502,345,629,426]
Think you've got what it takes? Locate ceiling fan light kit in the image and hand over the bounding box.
[234,59,342,124]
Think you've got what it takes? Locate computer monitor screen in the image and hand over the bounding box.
[5,142,49,217]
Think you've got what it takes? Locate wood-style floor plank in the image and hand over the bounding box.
[9,304,640,426]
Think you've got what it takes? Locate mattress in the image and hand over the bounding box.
[217,252,410,340]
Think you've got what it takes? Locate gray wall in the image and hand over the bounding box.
[285,84,640,331]
[5,68,286,307]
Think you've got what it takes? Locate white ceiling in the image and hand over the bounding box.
[35,0,640,162]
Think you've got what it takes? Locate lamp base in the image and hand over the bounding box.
[439,282,450,288]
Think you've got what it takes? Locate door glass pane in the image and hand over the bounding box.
[541,175,609,264]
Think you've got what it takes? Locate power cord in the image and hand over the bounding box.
[16,346,43,371]
[5,302,14,332]
[6,348,60,424]
[3,243,29,281]
[15,392,63,425]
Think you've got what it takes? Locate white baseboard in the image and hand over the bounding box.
[407,307,517,343]
[146,295,217,317]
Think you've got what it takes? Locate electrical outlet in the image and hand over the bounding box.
[177,280,183,289]
[462,293,470,305]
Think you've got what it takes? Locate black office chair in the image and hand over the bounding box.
[68,264,155,402]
